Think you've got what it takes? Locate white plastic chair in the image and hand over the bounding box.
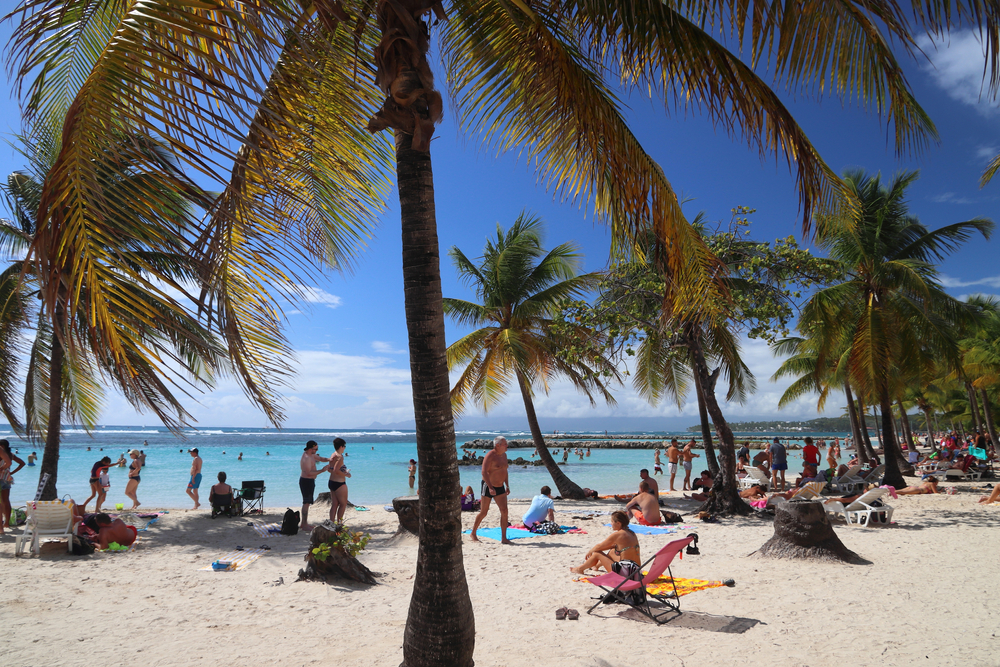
[15,500,76,556]
[739,467,770,491]
[825,488,894,527]
[829,465,866,495]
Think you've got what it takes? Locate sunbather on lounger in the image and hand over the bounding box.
[625,482,662,525]
[896,477,940,495]
[570,510,640,575]
[740,484,767,500]
[978,484,1000,504]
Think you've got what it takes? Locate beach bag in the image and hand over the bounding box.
[659,511,683,524]
[71,534,95,556]
[280,508,300,535]
[528,520,561,535]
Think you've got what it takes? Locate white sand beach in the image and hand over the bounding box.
[3,481,999,667]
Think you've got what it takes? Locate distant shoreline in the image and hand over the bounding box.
[459,435,849,450]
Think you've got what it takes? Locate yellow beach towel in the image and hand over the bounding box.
[575,574,727,598]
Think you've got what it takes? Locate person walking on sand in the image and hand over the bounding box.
[124,449,142,509]
[667,439,681,491]
[682,439,701,491]
[186,448,203,509]
[471,436,511,544]
[327,438,351,525]
[408,459,417,489]
[299,440,330,531]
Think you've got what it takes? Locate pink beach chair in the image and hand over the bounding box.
[585,534,697,623]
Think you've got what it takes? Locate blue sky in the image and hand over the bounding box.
[0,20,997,431]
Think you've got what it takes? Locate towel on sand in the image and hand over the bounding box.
[576,574,727,598]
[248,521,282,538]
[200,548,266,572]
[604,523,678,535]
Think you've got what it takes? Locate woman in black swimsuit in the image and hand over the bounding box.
[570,510,641,575]
[328,438,351,524]
[124,449,142,509]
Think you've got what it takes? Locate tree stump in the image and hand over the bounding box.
[297,523,377,585]
[754,500,868,564]
[393,495,420,535]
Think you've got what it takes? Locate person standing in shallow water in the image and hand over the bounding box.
[408,459,417,489]
[299,440,330,531]
[470,436,511,544]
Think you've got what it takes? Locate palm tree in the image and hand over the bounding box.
[0,125,226,499]
[11,2,1000,663]
[805,169,993,488]
[443,214,621,498]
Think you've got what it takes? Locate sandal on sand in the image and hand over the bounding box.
[566,609,580,620]
[555,607,568,620]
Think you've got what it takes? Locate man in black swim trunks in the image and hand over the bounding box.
[299,440,330,532]
[470,436,511,544]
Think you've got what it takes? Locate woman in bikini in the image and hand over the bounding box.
[570,510,641,576]
[83,456,113,513]
[124,449,142,509]
[328,438,351,525]
[0,439,25,534]
[895,477,940,495]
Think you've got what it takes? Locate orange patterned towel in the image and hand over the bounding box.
[576,574,727,598]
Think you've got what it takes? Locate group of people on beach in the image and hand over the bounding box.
[298,438,351,532]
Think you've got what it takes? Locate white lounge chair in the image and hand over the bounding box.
[768,482,827,508]
[829,465,866,495]
[15,500,76,556]
[825,488,894,527]
[739,467,770,491]
[859,464,885,486]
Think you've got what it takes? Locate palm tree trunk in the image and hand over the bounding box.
[879,388,906,489]
[395,130,475,667]
[686,330,748,516]
[856,399,876,459]
[692,368,720,476]
[923,408,937,450]
[967,382,985,436]
[896,399,915,475]
[38,333,64,500]
[979,388,999,449]
[844,383,870,465]
[515,371,585,499]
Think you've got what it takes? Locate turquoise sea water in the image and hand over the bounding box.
[2,426,850,509]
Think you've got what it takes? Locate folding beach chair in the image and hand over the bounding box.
[829,465,866,495]
[586,534,697,624]
[211,492,240,519]
[15,500,76,556]
[238,481,266,516]
[825,488,894,527]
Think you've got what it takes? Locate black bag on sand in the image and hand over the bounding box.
[280,508,300,535]
[72,534,95,556]
[660,511,683,524]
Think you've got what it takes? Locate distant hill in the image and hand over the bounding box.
[688,417,859,433]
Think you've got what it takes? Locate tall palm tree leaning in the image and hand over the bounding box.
[805,169,993,489]
[10,2,1000,664]
[0,124,226,500]
[443,214,621,499]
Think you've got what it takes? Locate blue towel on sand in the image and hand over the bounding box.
[463,528,535,540]
[606,523,678,535]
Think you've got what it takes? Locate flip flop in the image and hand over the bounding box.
[566,609,580,620]
[555,607,568,620]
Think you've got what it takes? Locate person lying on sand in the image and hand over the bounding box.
[569,510,640,575]
[624,481,661,525]
[895,477,940,495]
[978,484,1000,504]
[739,484,767,500]
[80,513,138,549]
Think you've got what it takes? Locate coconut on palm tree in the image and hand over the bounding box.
[805,169,993,488]
[444,213,621,499]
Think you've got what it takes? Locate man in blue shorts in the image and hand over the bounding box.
[768,437,788,491]
[187,448,203,509]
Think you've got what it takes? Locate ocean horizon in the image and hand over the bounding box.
[3,425,852,509]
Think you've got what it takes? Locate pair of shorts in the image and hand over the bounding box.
[683,461,693,471]
[0,480,10,491]
[633,510,661,527]
[771,463,788,471]
[668,462,678,474]
[653,465,662,472]
[299,477,316,505]
[481,480,507,498]
[188,473,203,489]
[329,479,346,492]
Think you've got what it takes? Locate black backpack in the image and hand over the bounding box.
[280,508,300,535]
[71,534,95,556]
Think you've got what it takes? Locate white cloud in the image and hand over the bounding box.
[977,145,999,161]
[294,285,342,309]
[939,273,1000,289]
[371,341,406,354]
[917,31,999,115]
[930,192,975,205]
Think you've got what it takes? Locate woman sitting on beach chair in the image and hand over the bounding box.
[569,510,641,576]
[209,472,238,518]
